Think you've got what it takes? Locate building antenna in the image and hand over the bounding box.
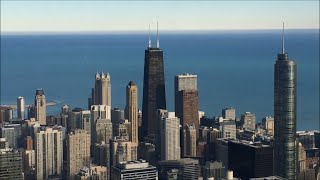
[282,22,285,54]
[148,24,151,48]
[156,21,159,48]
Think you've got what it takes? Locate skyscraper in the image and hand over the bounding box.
[240,112,256,130]
[88,72,111,107]
[174,74,199,131]
[125,81,138,145]
[142,23,166,138]
[175,74,199,157]
[35,126,63,180]
[67,129,90,180]
[0,138,23,180]
[35,89,46,125]
[159,111,181,160]
[184,124,197,157]
[17,96,25,120]
[274,23,297,180]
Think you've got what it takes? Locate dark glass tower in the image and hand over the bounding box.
[274,24,297,180]
[141,24,166,139]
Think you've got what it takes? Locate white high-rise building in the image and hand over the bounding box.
[35,89,46,125]
[89,72,111,107]
[17,96,25,120]
[35,126,63,180]
[159,111,181,160]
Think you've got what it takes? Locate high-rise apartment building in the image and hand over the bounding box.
[17,96,25,120]
[35,126,63,180]
[159,111,181,160]
[274,24,297,180]
[240,112,256,130]
[88,72,111,107]
[125,81,139,146]
[67,129,90,180]
[35,89,46,125]
[142,25,166,138]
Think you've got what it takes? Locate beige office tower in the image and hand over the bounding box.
[240,112,256,130]
[67,129,90,180]
[184,124,197,157]
[35,89,46,125]
[89,72,111,107]
[262,116,274,136]
[222,107,236,120]
[94,118,113,144]
[17,96,25,120]
[110,137,134,166]
[159,111,181,160]
[35,126,63,180]
[125,81,138,145]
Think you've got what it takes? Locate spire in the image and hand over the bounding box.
[148,24,152,48]
[156,21,159,48]
[282,22,285,54]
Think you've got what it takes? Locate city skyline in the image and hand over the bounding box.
[1,1,319,33]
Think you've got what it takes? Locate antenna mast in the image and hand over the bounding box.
[156,21,159,48]
[148,24,151,48]
[282,22,285,54]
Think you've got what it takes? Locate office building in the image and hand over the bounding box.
[137,142,157,166]
[0,107,13,123]
[35,126,63,180]
[262,117,274,136]
[142,24,166,138]
[213,118,236,139]
[297,131,316,150]
[215,138,230,170]
[158,158,200,180]
[202,161,226,180]
[184,124,197,157]
[111,108,124,130]
[0,138,23,180]
[91,165,108,180]
[91,105,111,121]
[0,123,22,149]
[93,141,110,167]
[222,107,236,120]
[314,131,320,148]
[88,72,111,107]
[114,121,130,140]
[67,129,90,180]
[69,108,83,132]
[22,148,35,178]
[17,96,25,120]
[228,140,273,179]
[80,110,91,135]
[125,81,139,146]
[35,89,46,125]
[111,159,158,180]
[274,24,297,180]
[297,142,307,177]
[240,112,256,130]
[93,118,113,145]
[159,111,181,160]
[110,137,134,167]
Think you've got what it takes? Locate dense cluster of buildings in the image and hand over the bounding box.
[0,26,319,180]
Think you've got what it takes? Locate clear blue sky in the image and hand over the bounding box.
[1,1,319,32]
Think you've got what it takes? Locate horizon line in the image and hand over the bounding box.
[1,28,319,35]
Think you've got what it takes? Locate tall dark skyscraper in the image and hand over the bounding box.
[274,23,297,180]
[141,23,166,139]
